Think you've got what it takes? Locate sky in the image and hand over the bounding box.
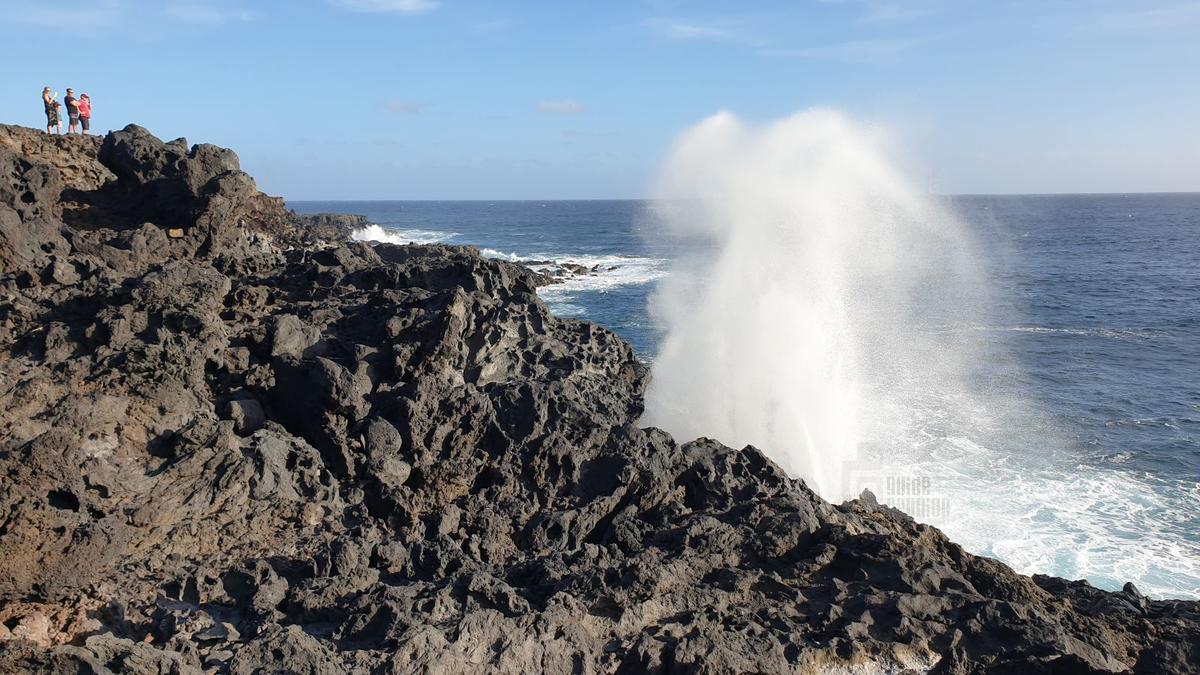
[0,0,1197,199]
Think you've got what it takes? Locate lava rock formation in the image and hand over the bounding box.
[0,123,1197,674]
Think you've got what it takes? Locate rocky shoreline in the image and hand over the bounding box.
[1,123,1197,674]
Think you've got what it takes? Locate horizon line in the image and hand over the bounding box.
[286,191,1200,202]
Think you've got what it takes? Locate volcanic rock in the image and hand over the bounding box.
[224,399,266,436]
[296,212,370,243]
[0,122,1196,674]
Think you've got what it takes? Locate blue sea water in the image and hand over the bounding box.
[290,195,1200,599]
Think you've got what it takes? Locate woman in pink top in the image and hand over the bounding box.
[78,94,93,136]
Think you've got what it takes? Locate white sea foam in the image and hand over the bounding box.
[533,255,670,293]
[351,224,457,245]
[480,249,670,305]
[479,248,527,262]
[866,426,1200,599]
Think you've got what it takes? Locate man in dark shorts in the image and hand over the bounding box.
[64,89,80,134]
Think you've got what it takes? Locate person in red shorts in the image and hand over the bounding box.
[78,93,93,136]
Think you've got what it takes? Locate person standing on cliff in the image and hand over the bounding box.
[42,87,61,135]
[64,89,80,135]
[78,94,92,136]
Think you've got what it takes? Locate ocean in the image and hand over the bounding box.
[290,195,1200,599]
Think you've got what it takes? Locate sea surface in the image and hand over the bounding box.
[291,195,1200,599]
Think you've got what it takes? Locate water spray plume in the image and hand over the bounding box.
[643,109,985,501]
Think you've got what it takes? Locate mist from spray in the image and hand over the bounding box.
[642,109,988,501]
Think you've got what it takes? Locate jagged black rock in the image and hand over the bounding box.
[0,123,1197,674]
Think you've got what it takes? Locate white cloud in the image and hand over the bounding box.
[331,0,439,13]
[384,100,429,114]
[537,99,586,115]
[166,3,257,24]
[8,0,258,30]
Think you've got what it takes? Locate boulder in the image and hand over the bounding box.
[225,399,265,435]
[270,313,321,359]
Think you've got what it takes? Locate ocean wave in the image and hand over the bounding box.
[351,224,458,245]
[479,248,530,262]
[535,256,670,294]
[972,325,1158,340]
[347,228,667,299]
[480,249,671,297]
[1100,450,1137,464]
[861,425,1200,600]
[350,231,668,308]
[1005,325,1158,339]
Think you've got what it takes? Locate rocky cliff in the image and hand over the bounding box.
[0,123,1196,674]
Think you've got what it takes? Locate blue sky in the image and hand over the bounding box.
[1,0,1197,199]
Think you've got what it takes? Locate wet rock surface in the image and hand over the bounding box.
[1,123,1197,674]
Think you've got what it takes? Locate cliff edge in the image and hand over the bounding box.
[0,123,1196,674]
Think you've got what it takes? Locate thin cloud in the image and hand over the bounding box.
[537,100,586,115]
[642,16,761,45]
[7,0,123,30]
[764,36,924,63]
[9,0,258,30]
[1080,2,1200,34]
[384,100,429,114]
[814,0,936,24]
[331,0,439,13]
[166,3,258,24]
